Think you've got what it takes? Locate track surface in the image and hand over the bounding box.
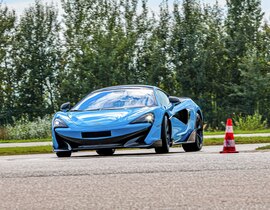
[0,145,270,210]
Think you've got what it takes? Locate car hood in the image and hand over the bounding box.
[61,107,157,127]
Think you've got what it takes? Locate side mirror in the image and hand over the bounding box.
[60,102,71,112]
[169,96,181,105]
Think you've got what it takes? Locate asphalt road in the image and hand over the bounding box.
[0,145,270,210]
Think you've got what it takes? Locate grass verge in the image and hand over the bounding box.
[204,136,270,145]
[0,138,51,143]
[256,145,270,150]
[0,146,52,156]
[204,129,270,135]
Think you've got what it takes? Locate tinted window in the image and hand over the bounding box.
[72,88,157,111]
[156,90,170,107]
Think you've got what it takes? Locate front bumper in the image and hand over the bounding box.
[53,126,162,152]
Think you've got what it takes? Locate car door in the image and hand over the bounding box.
[170,98,195,143]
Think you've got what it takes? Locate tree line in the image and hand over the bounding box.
[0,0,270,129]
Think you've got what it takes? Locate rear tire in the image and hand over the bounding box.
[56,151,72,157]
[155,115,171,154]
[96,149,115,156]
[182,114,203,152]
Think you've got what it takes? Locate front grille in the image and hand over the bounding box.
[55,127,151,150]
[81,131,111,138]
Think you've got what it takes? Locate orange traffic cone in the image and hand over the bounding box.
[220,118,239,153]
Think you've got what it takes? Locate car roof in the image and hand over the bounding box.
[92,85,157,93]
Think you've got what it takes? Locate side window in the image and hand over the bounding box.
[156,90,170,107]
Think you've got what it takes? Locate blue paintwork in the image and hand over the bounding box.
[170,99,201,143]
[52,85,202,152]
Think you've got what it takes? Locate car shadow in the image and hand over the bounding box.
[70,150,185,158]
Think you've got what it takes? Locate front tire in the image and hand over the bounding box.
[56,151,72,157]
[182,114,203,152]
[155,115,171,154]
[96,149,115,156]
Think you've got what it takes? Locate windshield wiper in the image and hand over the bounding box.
[69,110,84,112]
[70,108,102,112]
[85,108,102,111]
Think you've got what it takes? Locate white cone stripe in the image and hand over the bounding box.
[226,126,233,133]
[223,140,235,147]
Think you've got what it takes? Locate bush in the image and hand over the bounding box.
[234,111,267,131]
[3,115,52,140]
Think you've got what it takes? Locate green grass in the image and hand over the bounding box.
[204,129,270,135]
[256,145,270,150]
[0,138,51,143]
[0,146,53,156]
[204,136,270,146]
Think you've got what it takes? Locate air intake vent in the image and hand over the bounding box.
[82,131,111,138]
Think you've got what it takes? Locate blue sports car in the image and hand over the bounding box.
[52,85,203,157]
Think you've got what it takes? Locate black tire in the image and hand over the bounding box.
[56,151,72,157]
[96,149,115,156]
[155,115,171,154]
[182,113,203,152]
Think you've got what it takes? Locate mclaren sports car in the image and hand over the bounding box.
[52,85,203,157]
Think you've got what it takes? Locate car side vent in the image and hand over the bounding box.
[82,131,111,138]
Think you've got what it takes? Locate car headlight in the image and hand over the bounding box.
[53,118,68,128]
[131,113,155,124]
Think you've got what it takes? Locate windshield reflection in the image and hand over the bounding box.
[71,89,157,111]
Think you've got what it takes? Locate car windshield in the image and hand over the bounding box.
[71,88,157,111]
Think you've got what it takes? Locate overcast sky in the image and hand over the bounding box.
[2,0,270,20]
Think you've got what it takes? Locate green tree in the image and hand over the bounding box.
[236,21,270,123]
[61,0,123,103]
[225,0,263,105]
[199,3,228,127]
[171,0,206,97]
[0,0,269,129]
[13,0,61,119]
[144,0,175,93]
[61,0,152,104]
[0,4,16,124]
